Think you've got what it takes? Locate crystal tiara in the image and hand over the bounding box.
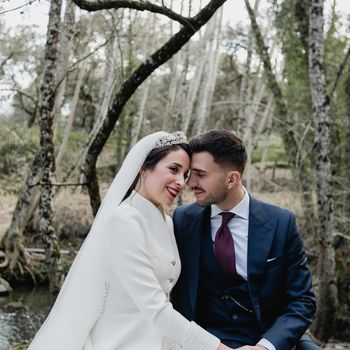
[154,131,187,149]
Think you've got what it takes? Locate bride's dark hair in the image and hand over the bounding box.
[122,143,190,201]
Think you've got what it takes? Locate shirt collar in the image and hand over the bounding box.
[210,189,250,220]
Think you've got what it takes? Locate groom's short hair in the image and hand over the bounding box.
[189,129,247,174]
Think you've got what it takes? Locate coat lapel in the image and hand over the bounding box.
[247,196,277,322]
[184,205,210,316]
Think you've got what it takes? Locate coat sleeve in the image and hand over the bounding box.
[110,207,220,350]
[261,213,316,350]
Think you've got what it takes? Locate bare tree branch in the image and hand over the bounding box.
[3,87,37,104]
[53,39,109,94]
[83,0,228,214]
[17,90,37,121]
[0,52,14,71]
[329,43,350,98]
[334,232,350,241]
[72,0,194,28]
[28,181,87,188]
[0,0,38,15]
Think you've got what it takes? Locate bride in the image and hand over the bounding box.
[28,131,235,350]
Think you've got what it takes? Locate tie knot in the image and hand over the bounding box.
[220,212,234,225]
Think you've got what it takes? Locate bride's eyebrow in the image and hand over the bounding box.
[169,162,183,168]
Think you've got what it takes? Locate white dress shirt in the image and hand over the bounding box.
[210,190,276,350]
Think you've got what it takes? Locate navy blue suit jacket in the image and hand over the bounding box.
[171,196,316,350]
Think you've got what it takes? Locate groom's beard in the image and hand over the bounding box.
[194,184,228,207]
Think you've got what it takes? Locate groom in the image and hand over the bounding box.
[172,129,318,350]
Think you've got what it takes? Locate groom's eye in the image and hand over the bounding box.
[196,172,205,178]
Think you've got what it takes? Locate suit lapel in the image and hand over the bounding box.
[247,196,277,322]
[184,206,210,316]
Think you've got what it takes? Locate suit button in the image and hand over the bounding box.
[169,278,174,283]
[232,314,238,320]
[224,295,229,299]
[171,260,176,266]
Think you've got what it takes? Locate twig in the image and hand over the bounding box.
[329,43,350,97]
[26,248,73,255]
[53,39,109,96]
[72,0,195,29]
[0,0,38,15]
[23,265,37,285]
[0,51,14,70]
[28,181,87,188]
[334,232,350,241]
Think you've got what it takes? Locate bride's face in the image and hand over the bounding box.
[139,149,190,208]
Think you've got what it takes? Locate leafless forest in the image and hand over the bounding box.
[0,0,349,346]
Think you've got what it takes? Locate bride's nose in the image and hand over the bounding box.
[175,175,185,188]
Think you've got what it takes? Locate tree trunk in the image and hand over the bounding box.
[238,0,261,136]
[193,8,222,135]
[257,109,273,187]
[93,34,119,132]
[245,92,272,191]
[1,0,75,274]
[130,14,155,145]
[52,0,76,136]
[182,37,206,135]
[344,65,350,228]
[38,0,64,294]
[177,43,190,132]
[78,0,229,215]
[243,78,266,192]
[245,0,317,242]
[162,52,182,131]
[244,0,297,156]
[55,59,87,165]
[308,0,337,341]
[0,148,42,271]
[55,20,94,167]
[162,1,183,132]
[59,24,120,185]
[205,7,223,122]
[130,78,151,146]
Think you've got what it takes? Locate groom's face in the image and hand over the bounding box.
[188,152,229,207]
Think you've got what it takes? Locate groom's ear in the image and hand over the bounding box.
[226,170,241,189]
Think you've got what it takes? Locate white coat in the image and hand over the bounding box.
[28,191,219,350]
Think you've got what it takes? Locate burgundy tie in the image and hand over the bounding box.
[214,212,237,278]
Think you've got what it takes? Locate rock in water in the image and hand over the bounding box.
[0,277,13,295]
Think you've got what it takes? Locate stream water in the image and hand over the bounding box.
[0,286,55,350]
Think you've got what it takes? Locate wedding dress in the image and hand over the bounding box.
[28,132,220,350]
